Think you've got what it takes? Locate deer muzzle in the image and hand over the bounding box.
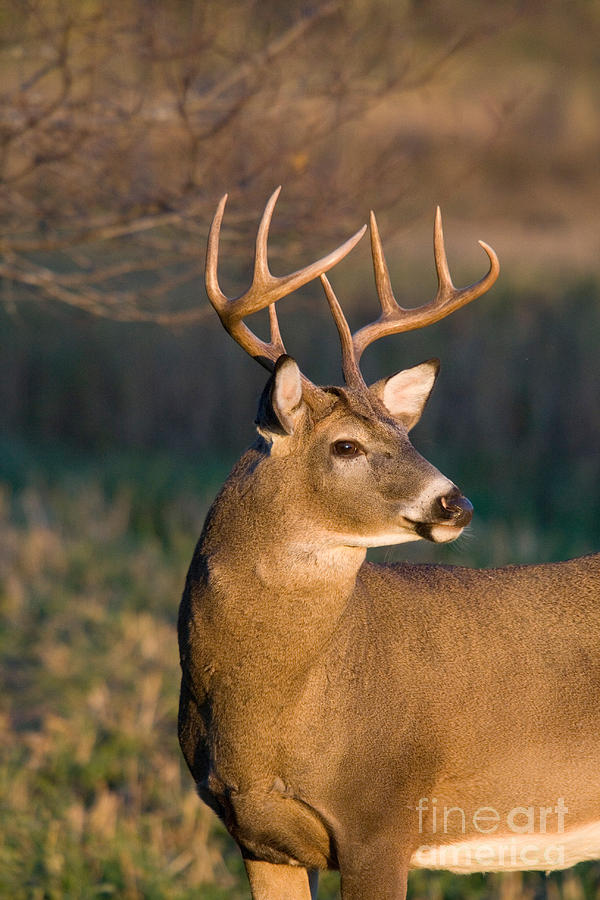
[439,488,474,527]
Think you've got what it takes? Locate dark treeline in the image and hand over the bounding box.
[3,273,599,556]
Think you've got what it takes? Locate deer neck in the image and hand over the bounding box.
[195,446,365,671]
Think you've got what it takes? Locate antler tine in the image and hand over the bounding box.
[205,188,366,378]
[267,302,284,357]
[433,205,454,300]
[320,274,367,390]
[253,185,281,289]
[205,192,229,312]
[351,207,500,364]
[432,205,500,310]
[369,210,401,317]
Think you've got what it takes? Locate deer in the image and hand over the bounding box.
[177,188,600,900]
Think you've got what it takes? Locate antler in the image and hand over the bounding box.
[321,206,500,389]
[206,186,366,392]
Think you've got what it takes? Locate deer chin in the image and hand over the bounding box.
[334,523,428,548]
[429,522,466,543]
[345,516,468,548]
[410,520,467,543]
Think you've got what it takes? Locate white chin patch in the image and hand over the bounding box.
[428,524,464,544]
[336,520,464,550]
[350,531,424,548]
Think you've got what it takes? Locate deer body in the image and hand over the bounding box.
[179,443,600,896]
[178,191,600,898]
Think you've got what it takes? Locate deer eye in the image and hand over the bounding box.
[332,440,363,458]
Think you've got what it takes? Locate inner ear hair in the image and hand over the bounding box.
[255,356,305,436]
[371,359,440,430]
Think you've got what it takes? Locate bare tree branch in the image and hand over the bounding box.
[0,0,523,322]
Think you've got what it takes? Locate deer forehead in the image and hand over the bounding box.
[309,391,402,440]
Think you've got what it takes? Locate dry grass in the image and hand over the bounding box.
[0,479,247,898]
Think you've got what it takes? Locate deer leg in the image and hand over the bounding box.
[244,859,315,899]
[340,864,407,900]
[339,841,409,900]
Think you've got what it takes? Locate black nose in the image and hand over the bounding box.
[439,488,473,527]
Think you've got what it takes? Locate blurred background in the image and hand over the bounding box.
[1,1,599,897]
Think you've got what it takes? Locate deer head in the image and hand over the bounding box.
[206,188,499,547]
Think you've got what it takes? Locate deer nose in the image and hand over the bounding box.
[438,488,473,527]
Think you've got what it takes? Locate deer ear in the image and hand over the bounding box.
[370,359,440,431]
[255,355,305,437]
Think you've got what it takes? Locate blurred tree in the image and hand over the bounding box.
[0,0,522,323]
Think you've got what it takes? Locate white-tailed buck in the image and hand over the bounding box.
[178,189,600,899]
